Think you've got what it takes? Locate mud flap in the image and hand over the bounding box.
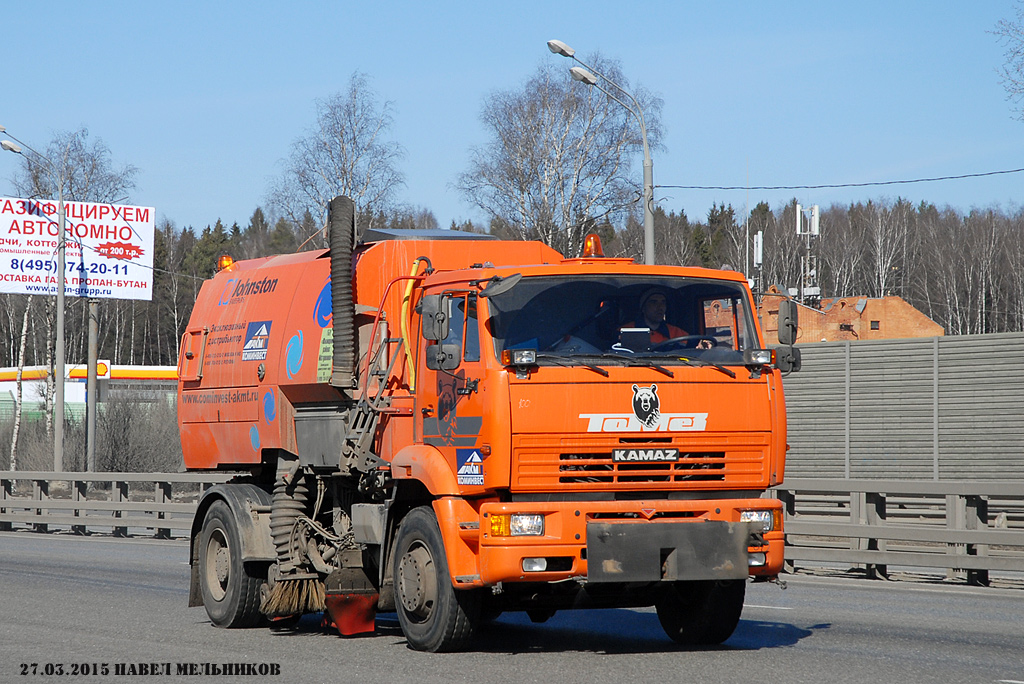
[587,521,751,583]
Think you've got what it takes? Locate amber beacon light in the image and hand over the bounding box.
[582,233,604,257]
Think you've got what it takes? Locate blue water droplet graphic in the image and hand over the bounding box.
[263,390,276,422]
[286,330,304,379]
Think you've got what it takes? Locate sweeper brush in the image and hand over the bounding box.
[261,576,326,617]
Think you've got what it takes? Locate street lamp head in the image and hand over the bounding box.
[547,39,575,58]
[1,140,23,154]
[569,66,598,86]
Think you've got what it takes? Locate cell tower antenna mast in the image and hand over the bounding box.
[796,204,820,307]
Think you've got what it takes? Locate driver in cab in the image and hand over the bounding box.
[627,288,712,348]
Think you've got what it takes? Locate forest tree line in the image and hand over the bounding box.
[2,194,1022,372]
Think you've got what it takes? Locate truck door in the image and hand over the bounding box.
[419,292,489,488]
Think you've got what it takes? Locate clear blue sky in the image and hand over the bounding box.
[2,1,1022,233]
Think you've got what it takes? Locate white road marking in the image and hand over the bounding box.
[745,604,794,610]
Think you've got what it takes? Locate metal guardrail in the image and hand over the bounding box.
[773,478,1024,585]
[0,471,231,538]
[3,472,1023,586]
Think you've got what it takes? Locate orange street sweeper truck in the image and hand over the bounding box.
[179,196,800,652]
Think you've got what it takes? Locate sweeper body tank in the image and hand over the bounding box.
[180,196,799,651]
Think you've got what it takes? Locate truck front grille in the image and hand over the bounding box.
[512,434,769,492]
[558,452,726,484]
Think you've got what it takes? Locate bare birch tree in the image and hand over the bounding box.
[817,204,865,298]
[995,2,1024,121]
[11,128,138,204]
[458,58,662,257]
[269,72,405,245]
[8,297,31,471]
[761,201,803,292]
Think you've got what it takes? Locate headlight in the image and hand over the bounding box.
[740,509,774,532]
[743,349,774,365]
[501,349,537,366]
[522,557,548,572]
[489,513,545,537]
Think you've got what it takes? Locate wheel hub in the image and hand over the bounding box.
[214,546,230,585]
[398,545,436,618]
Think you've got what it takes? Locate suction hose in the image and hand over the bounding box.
[329,196,357,390]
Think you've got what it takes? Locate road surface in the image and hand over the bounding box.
[1,531,1021,683]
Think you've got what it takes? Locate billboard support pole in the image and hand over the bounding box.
[86,298,98,472]
[54,181,65,473]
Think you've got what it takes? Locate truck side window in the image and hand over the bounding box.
[702,297,748,350]
[445,295,465,356]
[464,295,480,362]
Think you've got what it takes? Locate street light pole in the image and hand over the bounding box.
[2,130,67,472]
[548,40,656,265]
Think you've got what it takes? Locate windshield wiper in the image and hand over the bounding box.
[667,355,737,379]
[534,352,610,377]
[593,353,674,378]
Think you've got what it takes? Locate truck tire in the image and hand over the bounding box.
[198,500,264,628]
[393,506,479,652]
[655,579,745,646]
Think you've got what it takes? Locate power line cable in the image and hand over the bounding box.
[659,167,1024,191]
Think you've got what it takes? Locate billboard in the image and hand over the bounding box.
[0,197,155,301]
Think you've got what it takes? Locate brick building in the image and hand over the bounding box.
[758,286,944,343]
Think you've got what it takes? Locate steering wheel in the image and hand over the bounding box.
[650,335,717,351]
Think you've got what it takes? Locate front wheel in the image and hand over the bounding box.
[198,500,265,628]
[655,579,745,645]
[393,507,479,652]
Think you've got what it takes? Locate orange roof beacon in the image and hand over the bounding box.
[180,196,800,652]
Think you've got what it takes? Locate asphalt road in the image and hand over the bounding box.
[1,531,1022,684]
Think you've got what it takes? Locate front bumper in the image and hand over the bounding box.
[471,497,783,586]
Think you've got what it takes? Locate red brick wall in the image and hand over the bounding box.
[759,293,943,344]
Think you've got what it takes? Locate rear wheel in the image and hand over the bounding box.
[393,507,479,652]
[198,500,264,628]
[655,579,745,645]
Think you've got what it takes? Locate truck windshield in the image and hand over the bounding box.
[487,275,760,366]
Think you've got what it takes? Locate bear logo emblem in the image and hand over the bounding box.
[632,383,660,429]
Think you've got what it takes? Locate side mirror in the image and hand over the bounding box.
[425,342,461,371]
[776,345,802,373]
[778,299,798,346]
[421,294,450,341]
